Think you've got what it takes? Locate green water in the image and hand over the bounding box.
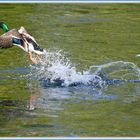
[0,4,140,137]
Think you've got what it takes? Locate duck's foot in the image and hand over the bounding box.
[29,52,38,64]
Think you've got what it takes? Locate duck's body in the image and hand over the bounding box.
[0,29,23,48]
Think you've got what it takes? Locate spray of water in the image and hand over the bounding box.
[29,50,140,88]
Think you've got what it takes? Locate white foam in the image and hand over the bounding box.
[29,50,140,87]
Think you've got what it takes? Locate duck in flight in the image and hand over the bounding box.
[0,22,45,64]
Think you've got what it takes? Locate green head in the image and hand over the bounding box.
[0,22,10,32]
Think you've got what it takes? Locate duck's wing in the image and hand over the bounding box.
[19,27,37,44]
[19,27,45,55]
[12,36,24,47]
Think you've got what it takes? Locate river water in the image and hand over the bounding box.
[0,4,140,136]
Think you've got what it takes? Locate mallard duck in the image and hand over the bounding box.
[0,22,45,64]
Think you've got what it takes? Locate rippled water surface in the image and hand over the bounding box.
[0,4,140,137]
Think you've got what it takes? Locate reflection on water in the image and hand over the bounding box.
[29,86,117,112]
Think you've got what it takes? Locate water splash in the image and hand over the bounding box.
[29,50,140,88]
[89,61,140,80]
